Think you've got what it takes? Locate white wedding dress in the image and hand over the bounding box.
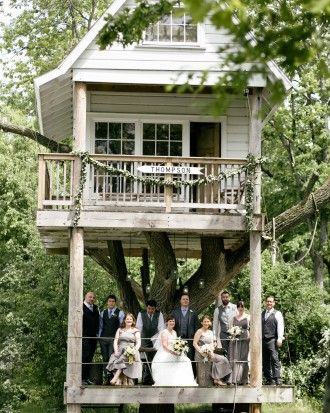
[151,329,198,386]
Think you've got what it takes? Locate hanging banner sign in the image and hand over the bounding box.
[137,165,204,175]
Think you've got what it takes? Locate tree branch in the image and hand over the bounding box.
[144,232,177,315]
[0,119,71,153]
[86,248,144,303]
[107,240,141,315]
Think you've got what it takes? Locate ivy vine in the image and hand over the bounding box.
[72,151,263,231]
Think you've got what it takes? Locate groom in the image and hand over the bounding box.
[171,293,199,362]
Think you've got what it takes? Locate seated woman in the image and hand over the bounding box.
[152,315,198,386]
[193,315,231,386]
[211,347,232,386]
[106,313,142,385]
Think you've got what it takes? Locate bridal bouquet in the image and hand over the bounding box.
[200,344,213,362]
[124,344,136,364]
[228,325,242,339]
[171,337,189,356]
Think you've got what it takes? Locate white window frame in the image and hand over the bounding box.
[143,8,201,47]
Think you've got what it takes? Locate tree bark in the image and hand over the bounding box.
[106,240,141,315]
[0,119,71,153]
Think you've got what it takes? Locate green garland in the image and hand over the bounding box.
[72,151,262,230]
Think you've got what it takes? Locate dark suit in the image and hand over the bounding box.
[172,307,199,361]
[82,303,99,381]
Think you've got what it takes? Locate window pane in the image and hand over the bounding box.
[159,24,171,41]
[145,24,157,41]
[143,123,156,140]
[109,123,121,139]
[172,25,184,42]
[143,141,155,155]
[172,14,184,25]
[157,124,169,140]
[156,141,168,156]
[123,123,135,140]
[123,141,135,155]
[186,25,197,42]
[170,141,182,156]
[95,122,107,139]
[109,140,121,154]
[95,140,107,154]
[170,124,182,141]
[160,15,171,24]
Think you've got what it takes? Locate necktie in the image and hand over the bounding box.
[109,309,113,317]
[265,311,270,320]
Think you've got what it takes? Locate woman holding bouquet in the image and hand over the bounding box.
[151,316,197,386]
[227,301,250,385]
[106,313,142,385]
[193,315,231,386]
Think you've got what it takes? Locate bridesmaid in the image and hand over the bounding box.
[106,313,142,385]
[193,315,216,386]
[228,301,250,385]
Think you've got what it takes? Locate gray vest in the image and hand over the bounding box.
[262,310,278,339]
[141,311,160,345]
[218,305,231,334]
[101,307,120,338]
[179,311,189,338]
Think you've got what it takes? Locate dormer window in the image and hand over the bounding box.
[145,10,198,44]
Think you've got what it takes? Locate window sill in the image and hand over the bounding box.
[136,44,206,51]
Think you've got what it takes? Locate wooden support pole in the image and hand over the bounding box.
[65,82,87,413]
[249,88,263,413]
[73,82,87,152]
[66,227,84,413]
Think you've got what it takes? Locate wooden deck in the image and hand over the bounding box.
[36,210,263,255]
[64,385,294,405]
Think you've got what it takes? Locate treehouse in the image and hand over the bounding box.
[34,1,294,412]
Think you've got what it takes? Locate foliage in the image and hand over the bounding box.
[1,0,110,112]
[97,0,330,101]
[262,60,330,285]
[230,250,330,398]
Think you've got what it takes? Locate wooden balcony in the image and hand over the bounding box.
[37,154,263,255]
[38,154,248,212]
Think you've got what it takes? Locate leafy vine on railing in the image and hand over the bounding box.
[71,151,263,230]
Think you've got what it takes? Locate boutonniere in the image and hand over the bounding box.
[189,309,193,313]
[112,314,118,318]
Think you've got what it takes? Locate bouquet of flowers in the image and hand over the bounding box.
[171,337,189,356]
[200,343,213,362]
[124,344,136,364]
[228,325,242,339]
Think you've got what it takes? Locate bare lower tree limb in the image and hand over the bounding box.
[0,119,71,153]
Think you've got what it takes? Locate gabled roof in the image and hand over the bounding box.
[34,0,292,141]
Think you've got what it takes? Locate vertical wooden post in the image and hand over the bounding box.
[38,154,46,209]
[165,162,173,213]
[65,82,87,413]
[248,89,263,413]
[66,227,84,413]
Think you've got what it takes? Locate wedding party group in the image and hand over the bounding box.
[82,290,284,387]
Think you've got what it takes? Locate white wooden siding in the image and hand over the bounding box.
[88,92,249,158]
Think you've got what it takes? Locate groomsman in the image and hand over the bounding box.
[99,294,125,384]
[262,296,284,385]
[136,299,165,384]
[171,293,199,362]
[82,291,99,385]
[213,290,237,354]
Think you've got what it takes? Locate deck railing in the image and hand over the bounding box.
[38,154,247,213]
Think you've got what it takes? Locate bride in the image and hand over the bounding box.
[151,315,198,386]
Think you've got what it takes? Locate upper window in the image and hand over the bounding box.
[145,10,197,44]
[143,123,182,156]
[95,122,135,155]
